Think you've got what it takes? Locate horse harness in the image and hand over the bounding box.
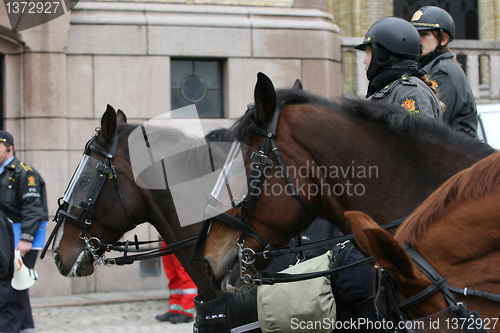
[377,246,500,332]
[40,128,196,265]
[190,102,408,286]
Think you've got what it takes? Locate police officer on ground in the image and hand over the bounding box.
[0,130,48,333]
[355,16,443,120]
[411,6,478,137]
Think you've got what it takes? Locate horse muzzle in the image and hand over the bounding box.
[54,249,95,277]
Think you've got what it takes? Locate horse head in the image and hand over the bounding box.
[204,73,320,291]
[52,105,147,277]
[344,211,448,320]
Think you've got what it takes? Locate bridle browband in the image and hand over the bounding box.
[377,245,497,331]
[40,128,196,265]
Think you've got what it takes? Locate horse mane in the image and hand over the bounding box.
[114,122,232,177]
[205,128,235,143]
[395,152,500,247]
[232,88,492,158]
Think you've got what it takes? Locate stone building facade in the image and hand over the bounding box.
[0,0,341,296]
[1,0,499,297]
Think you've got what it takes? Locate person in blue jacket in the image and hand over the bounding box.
[0,130,48,333]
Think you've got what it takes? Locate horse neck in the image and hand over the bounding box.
[143,188,222,300]
[284,107,490,231]
[414,191,500,316]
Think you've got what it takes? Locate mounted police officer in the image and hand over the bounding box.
[411,6,478,137]
[355,17,443,120]
[0,130,48,333]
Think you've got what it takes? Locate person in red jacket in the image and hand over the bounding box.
[155,240,197,324]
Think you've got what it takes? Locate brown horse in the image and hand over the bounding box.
[50,105,226,301]
[345,151,500,331]
[203,72,495,292]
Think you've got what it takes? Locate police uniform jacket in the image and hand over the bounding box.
[0,156,48,242]
[369,74,443,120]
[420,50,477,137]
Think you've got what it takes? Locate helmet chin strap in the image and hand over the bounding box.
[436,29,445,51]
[366,43,379,82]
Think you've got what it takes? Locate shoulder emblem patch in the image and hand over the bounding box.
[399,96,420,114]
[28,175,36,186]
[431,80,439,89]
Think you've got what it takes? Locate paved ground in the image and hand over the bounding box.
[31,290,194,333]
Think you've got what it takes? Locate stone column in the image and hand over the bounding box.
[19,14,70,212]
[18,14,72,297]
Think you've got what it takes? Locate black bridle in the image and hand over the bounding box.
[377,246,497,332]
[40,128,196,265]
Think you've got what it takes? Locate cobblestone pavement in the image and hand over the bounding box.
[31,290,193,333]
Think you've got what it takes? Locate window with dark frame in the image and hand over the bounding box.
[170,59,223,118]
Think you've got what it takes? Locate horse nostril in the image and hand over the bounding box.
[53,252,63,269]
[204,260,213,278]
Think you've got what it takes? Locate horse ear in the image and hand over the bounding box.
[363,227,419,280]
[344,211,379,255]
[254,72,277,127]
[292,79,303,90]
[117,109,127,124]
[345,211,417,278]
[100,104,117,145]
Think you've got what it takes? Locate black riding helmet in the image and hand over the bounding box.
[411,6,455,42]
[354,17,422,81]
[354,17,422,59]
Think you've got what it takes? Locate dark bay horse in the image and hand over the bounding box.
[203,72,495,291]
[345,151,500,331]
[51,105,228,301]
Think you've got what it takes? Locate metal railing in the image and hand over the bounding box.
[341,37,500,103]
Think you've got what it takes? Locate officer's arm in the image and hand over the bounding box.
[18,169,45,245]
[432,71,478,137]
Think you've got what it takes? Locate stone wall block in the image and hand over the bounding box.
[66,25,147,55]
[302,59,342,98]
[67,56,94,118]
[225,58,301,119]
[94,56,170,119]
[24,118,68,150]
[3,55,22,119]
[24,53,67,118]
[67,118,99,151]
[252,29,336,59]
[148,26,251,57]
[18,12,70,53]
[26,150,69,216]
